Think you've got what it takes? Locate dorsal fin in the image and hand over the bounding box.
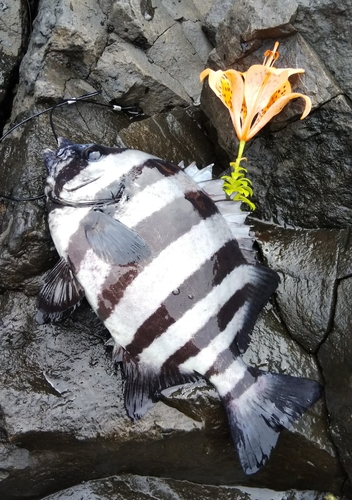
[181,162,255,262]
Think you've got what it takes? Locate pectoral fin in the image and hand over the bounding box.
[36,258,85,324]
[83,209,151,265]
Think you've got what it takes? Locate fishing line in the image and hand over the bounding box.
[48,93,143,143]
[0,91,144,202]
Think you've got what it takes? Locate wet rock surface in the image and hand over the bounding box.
[0,0,351,499]
[0,0,27,110]
[39,474,333,500]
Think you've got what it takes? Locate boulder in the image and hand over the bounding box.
[39,474,337,500]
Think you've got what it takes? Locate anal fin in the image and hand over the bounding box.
[116,348,199,421]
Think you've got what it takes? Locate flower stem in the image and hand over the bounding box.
[222,139,256,210]
[229,140,246,171]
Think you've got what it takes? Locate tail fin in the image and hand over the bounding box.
[221,367,322,475]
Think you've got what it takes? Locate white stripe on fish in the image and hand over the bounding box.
[139,264,251,368]
[102,213,232,346]
[116,170,203,228]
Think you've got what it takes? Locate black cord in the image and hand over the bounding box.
[0,91,144,202]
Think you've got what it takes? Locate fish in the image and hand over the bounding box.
[37,137,322,474]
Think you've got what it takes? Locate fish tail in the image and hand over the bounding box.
[220,365,322,475]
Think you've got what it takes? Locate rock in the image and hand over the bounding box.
[0,0,26,108]
[182,20,214,64]
[162,0,214,22]
[295,0,352,99]
[244,94,352,228]
[13,0,108,115]
[213,0,298,65]
[202,0,234,45]
[318,277,352,489]
[146,22,206,102]
[252,221,346,352]
[108,0,175,48]
[118,106,219,167]
[39,474,338,500]
[90,34,192,115]
[0,292,345,499]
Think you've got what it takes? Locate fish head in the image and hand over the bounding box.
[44,138,127,205]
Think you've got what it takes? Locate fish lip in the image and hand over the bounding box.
[43,148,57,174]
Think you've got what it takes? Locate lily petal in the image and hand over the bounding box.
[243,65,290,124]
[201,69,244,140]
[247,92,312,140]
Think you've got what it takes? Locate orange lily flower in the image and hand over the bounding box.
[200,42,312,141]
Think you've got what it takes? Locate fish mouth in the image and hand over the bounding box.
[43,148,56,174]
[44,138,75,174]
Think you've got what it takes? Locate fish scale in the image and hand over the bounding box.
[37,137,322,475]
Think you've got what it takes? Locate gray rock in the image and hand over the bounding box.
[0,0,26,104]
[108,0,175,48]
[118,107,218,167]
[244,94,352,229]
[0,291,345,499]
[203,0,234,45]
[90,34,192,115]
[162,0,214,22]
[212,0,298,66]
[13,0,108,115]
[318,277,352,487]
[40,474,338,500]
[252,221,346,352]
[146,22,206,102]
[295,0,352,99]
[182,20,214,64]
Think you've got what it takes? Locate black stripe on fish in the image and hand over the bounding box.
[184,189,219,219]
[97,266,139,319]
[54,153,86,195]
[50,143,128,196]
[144,158,181,177]
[126,240,246,358]
[125,305,176,358]
[96,191,221,322]
[165,286,250,371]
[232,264,279,354]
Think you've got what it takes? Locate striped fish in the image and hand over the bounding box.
[37,137,322,474]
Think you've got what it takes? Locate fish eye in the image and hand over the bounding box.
[84,147,103,162]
